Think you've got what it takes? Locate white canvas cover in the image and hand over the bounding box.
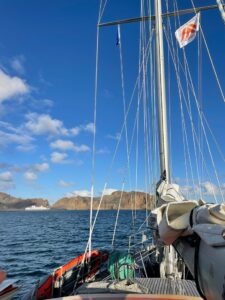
[156,201,198,245]
[156,181,225,245]
[157,180,184,203]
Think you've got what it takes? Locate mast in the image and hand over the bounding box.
[154,0,170,183]
[154,0,180,280]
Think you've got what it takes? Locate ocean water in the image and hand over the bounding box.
[0,210,148,298]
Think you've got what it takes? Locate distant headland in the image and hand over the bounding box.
[0,191,154,211]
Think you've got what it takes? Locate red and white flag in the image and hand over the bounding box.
[175,13,200,48]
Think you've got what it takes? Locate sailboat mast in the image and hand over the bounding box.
[154,0,170,183]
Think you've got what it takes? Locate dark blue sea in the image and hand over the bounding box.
[0,210,149,298]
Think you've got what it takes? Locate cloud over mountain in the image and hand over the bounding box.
[66,190,92,197]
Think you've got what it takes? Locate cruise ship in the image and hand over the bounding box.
[25,205,50,211]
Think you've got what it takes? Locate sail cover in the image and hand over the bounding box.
[154,180,225,245]
[157,180,184,203]
[175,13,200,48]
[156,200,225,245]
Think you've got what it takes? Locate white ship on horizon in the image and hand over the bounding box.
[25,205,50,211]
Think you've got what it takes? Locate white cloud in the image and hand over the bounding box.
[106,132,120,140]
[25,114,95,138]
[23,163,49,182]
[50,139,90,153]
[70,127,81,136]
[82,123,95,133]
[0,131,32,145]
[180,185,194,195]
[24,171,37,181]
[201,181,220,196]
[0,122,34,150]
[25,113,68,136]
[180,181,225,199]
[51,152,68,164]
[66,190,91,198]
[34,163,49,172]
[58,180,74,188]
[0,69,29,102]
[11,56,25,74]
[50,139,75,150]
[0,171,13,182]
[74,144,90,152]
[102,188,117,196]
[0,171,14,190]
[0,115,93,154]
[70,122,95,136]
[0,123,36,153]
[0,163,21,173]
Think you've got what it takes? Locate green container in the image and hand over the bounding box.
[108,251,135,280]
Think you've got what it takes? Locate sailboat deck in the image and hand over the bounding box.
[134,278,200,296]
[73,278,202,300]
[54,294,202,300]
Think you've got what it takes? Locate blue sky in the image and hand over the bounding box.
[0,0,224,203]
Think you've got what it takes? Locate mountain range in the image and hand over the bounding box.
[0,191,154,211]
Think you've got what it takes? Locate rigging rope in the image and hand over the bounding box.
[190,0,225,103]
[87,20,153,257]
[165,0,199,199]
[175,0,203,200]
[165,0,225,203]
[184,52,225,202]
[89,0,106,256]
[112,182,125,247]
[117,24,135,225]
[105,35,152,184]
[165,0,174,182]
[174,0,224,200]
[164,27,220,203]
[135,24,142,220]
[89,0,103,258]
[99,0,107,21]
[216,0,225,24]
[73,2,108,284]
[183,53,203,200]
[203,114,225,163]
